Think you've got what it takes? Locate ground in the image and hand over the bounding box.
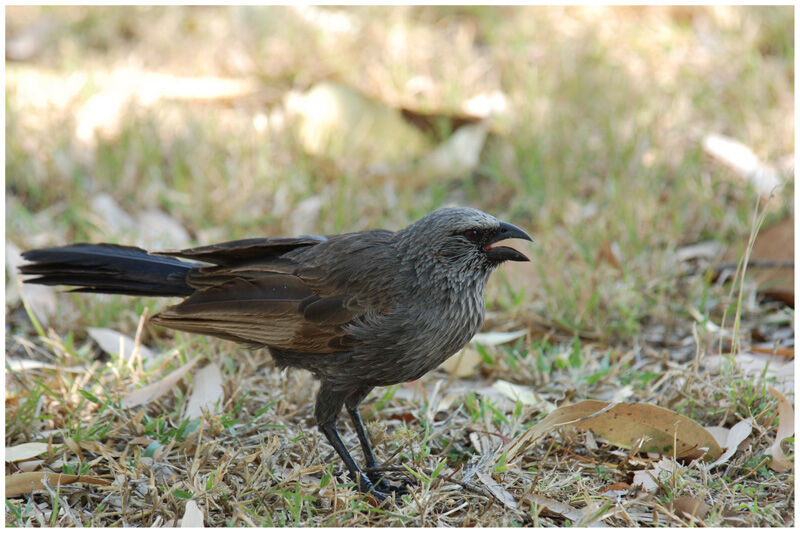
[5,6,794,527]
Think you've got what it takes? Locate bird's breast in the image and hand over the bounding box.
[346,281,486,385]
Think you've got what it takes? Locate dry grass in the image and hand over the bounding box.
[5,6,794,526]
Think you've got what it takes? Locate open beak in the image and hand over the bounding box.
[484,221,534,262]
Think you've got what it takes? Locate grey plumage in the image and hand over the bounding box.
[19,206,533,500]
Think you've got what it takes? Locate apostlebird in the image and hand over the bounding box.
[20,207,533,500]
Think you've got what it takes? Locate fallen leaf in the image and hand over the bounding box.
[764,386,794,472]
[289,196,323,236]
[181,500,204,528]
[5,472,109,497]
[184,364,224,420]
[90,193,136,234]
[703,133,783,200]
[10,242,58,326]
[122,357,199,408]
[708,418,753,468]
[632,458,676,493]
[74,71,261,146]
[286,81,430,164]
[598,481,631,493]
[704,354,793,393]
[704,426,729,448]
[720,217,793,306]
[6,16,58,61]
[6,359,84,373]
[527,494,604,527]
[420,120,489,177]
[440,347,483,378]
[675,240,725,263]
[750,345,793,358]
[5,443,48,463]
[597,240,623,273]
[136,209,191,250]
[503,401,722,462]
[673,495,710,521]
[632,469,660,493]
[476,471,517,509]
[493,380,538,406]
[88,327,156,364]
[471,329,527,346]
[399,107,483,142]
[17,460,44,472]
[389,412,417,423]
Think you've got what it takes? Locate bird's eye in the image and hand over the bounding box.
[463,229,480,242]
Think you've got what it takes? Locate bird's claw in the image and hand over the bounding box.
[369,475,411,497]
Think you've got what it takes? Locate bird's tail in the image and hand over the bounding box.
[19,243,196,297]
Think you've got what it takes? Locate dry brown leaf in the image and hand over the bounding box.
[184,363,224,420]
[504,401,722,462]
[673,495,710,521]
[720,217,793,306]
[597,240,624,273]
[122,357,199,408]
[764,386,794,472]
[598,481,631,494]
[708,418,753,468]
[6,472,109,497]
[181,500,204,528]
[5,442,48,463]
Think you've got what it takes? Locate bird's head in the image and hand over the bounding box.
[398,207,534,275]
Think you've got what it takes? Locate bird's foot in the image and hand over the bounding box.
[334,473,395,503]
[368,474,411,497]
[354,476,393,503]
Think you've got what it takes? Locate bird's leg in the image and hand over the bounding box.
[316,382,387,500]
[345,387,409,496]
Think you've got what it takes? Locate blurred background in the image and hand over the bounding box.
[6,5,793,341]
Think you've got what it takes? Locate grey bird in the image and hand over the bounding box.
[19,207,533,500]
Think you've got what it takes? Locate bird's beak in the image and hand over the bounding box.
[484,221,534,262]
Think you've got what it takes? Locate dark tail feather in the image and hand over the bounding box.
[20,243,196,297]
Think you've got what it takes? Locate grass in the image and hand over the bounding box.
[5,5,794,527]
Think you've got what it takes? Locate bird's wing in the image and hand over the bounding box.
[151,272,362,353]
[156,236,327,266]
[152,230,398,353]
